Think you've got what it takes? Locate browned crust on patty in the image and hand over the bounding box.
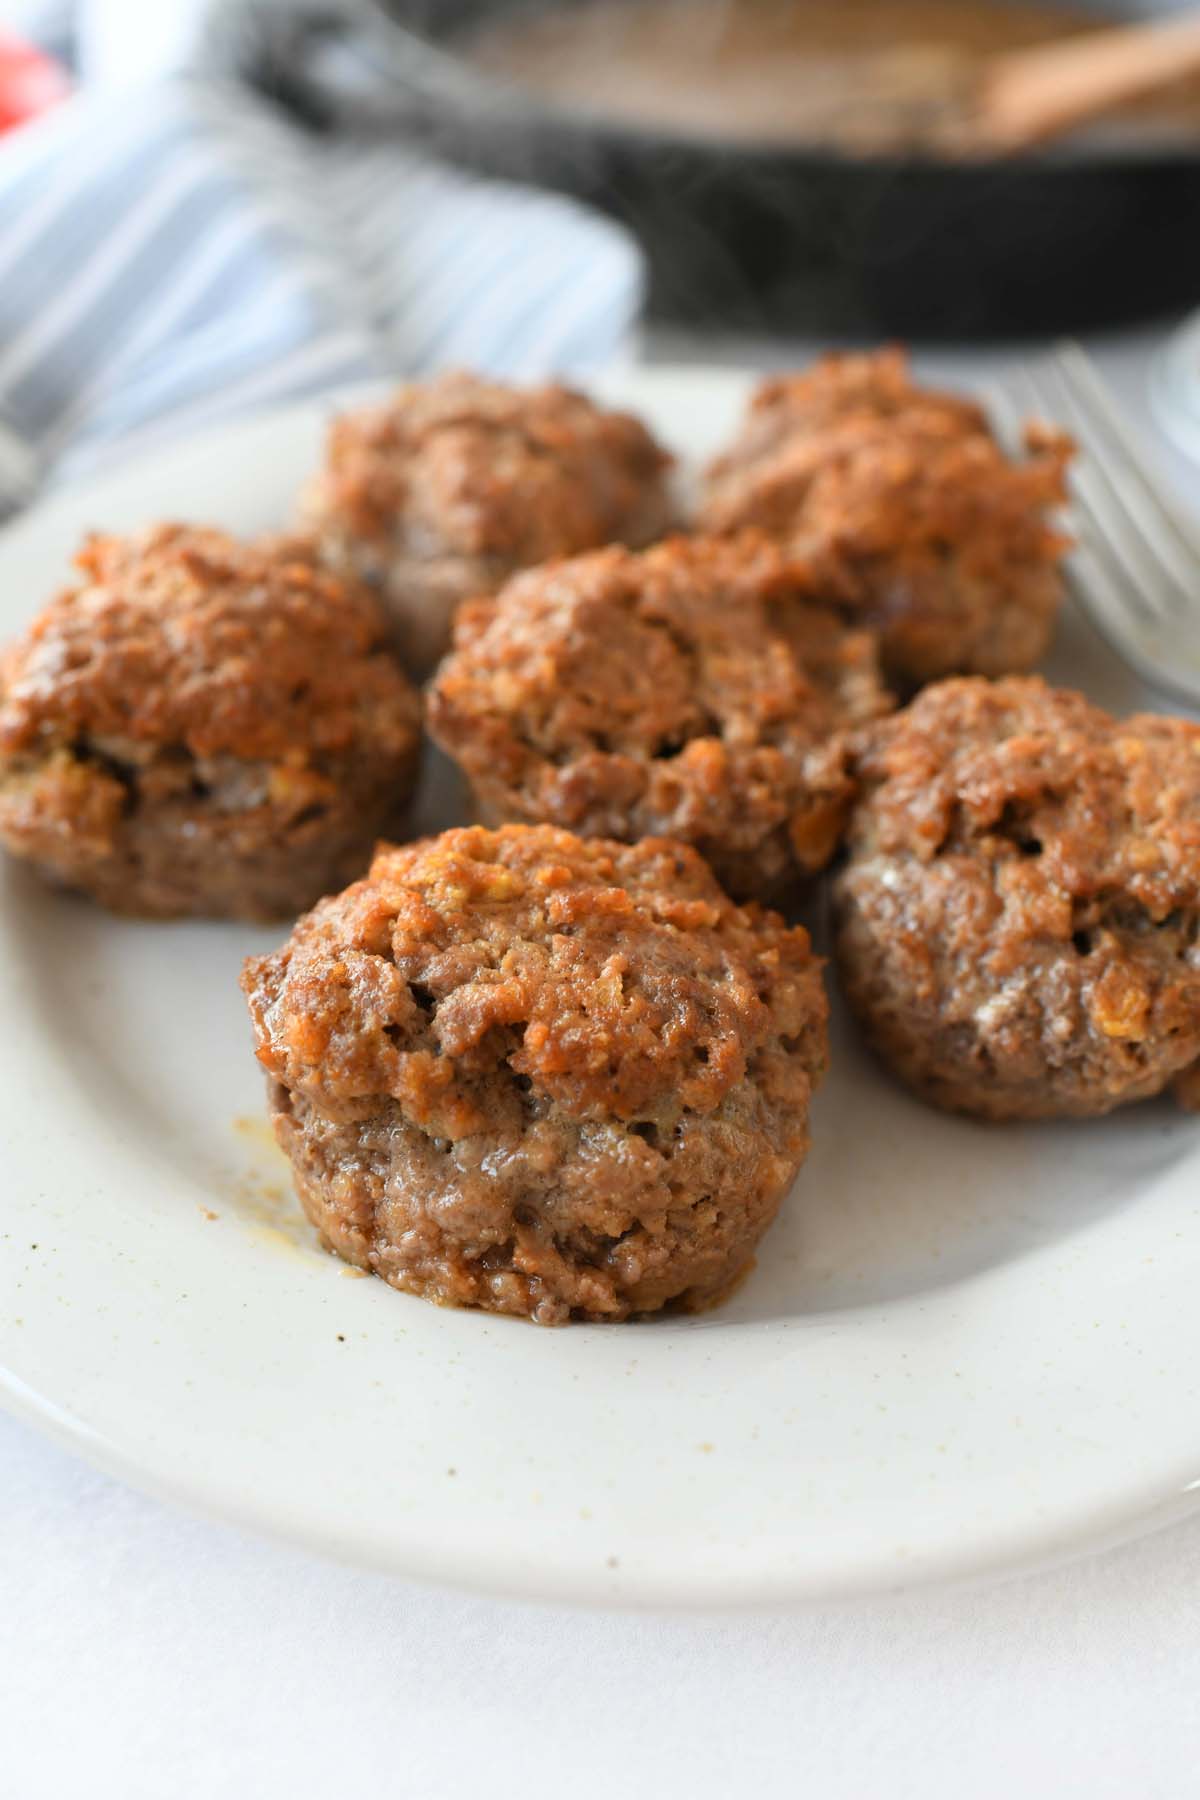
[427,533,892,901]
[242,823,828,1323]
[833,676,1200,1119]
[700,348,1073,690]
[301,371,676,673]
[0,524,421,920]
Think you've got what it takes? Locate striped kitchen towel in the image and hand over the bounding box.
[0,29,643,516]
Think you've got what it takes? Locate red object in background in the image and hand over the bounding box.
[0,31,69,136]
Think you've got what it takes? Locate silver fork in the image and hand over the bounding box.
[986,341,1200,711]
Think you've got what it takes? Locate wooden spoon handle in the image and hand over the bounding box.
[976,11,1200,153]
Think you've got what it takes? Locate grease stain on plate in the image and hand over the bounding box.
[227,1115,313,1255]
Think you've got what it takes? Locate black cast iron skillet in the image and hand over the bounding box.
[350,0,1200,339]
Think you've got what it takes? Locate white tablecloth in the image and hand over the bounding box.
[5,325,1200,1798]
[7,1406,1200,1798]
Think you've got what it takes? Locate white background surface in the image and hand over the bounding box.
[3,324,1200,1795]
[7,1408,1200,1798]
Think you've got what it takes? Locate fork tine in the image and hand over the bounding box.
[1056,341,1200,558]
[976,377,1024,459]
[986,357,1200,705]
[1064,562,1200,709]
[1018,360,1166,630]
[1026,357,1195,629]
[1020,360,1200,693]
[1053,341,1200,616]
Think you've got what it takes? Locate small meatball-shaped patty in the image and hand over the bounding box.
[427,535,892,902]
[834,677,1200,1120]
[241,824,828,1324]
[0,525,421,921]
[300,371,675,674]
[700,348,1073,690]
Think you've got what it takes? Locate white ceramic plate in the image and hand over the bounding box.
[3,368,1200,1609]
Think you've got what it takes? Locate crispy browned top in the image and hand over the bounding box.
[429,532,889,795]
[307,370,673,560]
[242,823,823,1135]
[0,525,420,764]
[850,677,1200,920]
[711,347,988,465]
[701,348,1072,598]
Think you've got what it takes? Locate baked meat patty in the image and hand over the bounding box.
[427,534,892,902]
[833,677,1200,1120]
[699,348,1073,690]
[0,524,421,920]
[300,370,675,674]
[241,824,828,1323]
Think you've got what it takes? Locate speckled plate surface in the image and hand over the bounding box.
[2,369,1200,1608]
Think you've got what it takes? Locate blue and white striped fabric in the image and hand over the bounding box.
[0,58,643,516]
